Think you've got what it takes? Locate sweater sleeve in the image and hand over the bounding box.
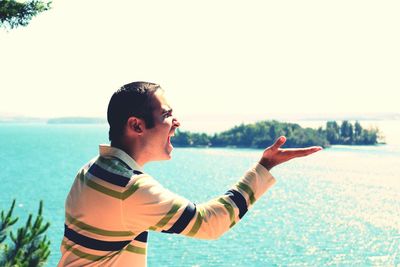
[122,163,276,240]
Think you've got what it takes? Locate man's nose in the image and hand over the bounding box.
[173,117,180,128]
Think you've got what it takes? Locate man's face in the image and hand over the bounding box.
[142,90,180,161]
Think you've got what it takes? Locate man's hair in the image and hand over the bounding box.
[107,81,161,143]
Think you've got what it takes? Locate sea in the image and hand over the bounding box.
[0,121,399,266]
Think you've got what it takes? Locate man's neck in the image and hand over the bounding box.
[110,141,146,167]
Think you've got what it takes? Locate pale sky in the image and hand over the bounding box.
[1,0,399,121]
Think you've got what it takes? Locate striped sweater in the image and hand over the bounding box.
[58,145,276,266]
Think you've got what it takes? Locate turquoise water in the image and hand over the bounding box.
[0,124,399,266]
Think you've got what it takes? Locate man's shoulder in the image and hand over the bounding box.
[77,156,99,172]
[77,155,150,188]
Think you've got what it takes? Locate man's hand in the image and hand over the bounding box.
[259,136,322,171]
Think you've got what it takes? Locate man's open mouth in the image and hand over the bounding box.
[168,131,176,146]
[167,135,173,145]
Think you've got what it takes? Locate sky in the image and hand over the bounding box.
[1,0,399,124]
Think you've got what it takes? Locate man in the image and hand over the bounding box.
[58,81,322,266]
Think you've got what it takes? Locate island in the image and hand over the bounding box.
[172,120,382,148]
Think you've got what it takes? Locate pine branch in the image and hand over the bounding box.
[0,200,51,266]
[0,199,19,244]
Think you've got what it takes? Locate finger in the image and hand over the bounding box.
[271,136,286,150]
[283,146,322,158]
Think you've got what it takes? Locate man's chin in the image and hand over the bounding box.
[161,148,173,160]
[152,153,172,162]
[165,148,173,159]
[160,154,172,161]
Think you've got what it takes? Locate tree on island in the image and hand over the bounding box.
[172,120,381,148]
[326,121,340,144]
[173,120,330,148]
[325,120,379,145]
[0,0,51,29]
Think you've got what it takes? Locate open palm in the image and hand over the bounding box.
[259,136,323,170]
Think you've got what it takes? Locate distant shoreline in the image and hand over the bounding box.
[0,117,106,124]
[47,117,107,124]
[0,112,399,125]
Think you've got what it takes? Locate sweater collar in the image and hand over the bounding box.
[99,144,144,173]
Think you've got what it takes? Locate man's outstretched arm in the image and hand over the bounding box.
[175,135,322,239]
[123,136,322,239]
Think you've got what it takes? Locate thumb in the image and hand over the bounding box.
[271,136,286,150]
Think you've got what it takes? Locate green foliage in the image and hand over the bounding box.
[173,130,211,147]
[0,200,19,244]
[0,0,51,29]
[173,120,330,148]
[172,120,382,148]
[0,199,51,267]
[326,121,340,144]
[325,120,380,145]
[340,120,353,144]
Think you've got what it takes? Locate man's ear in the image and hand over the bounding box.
[126,117,145,135]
